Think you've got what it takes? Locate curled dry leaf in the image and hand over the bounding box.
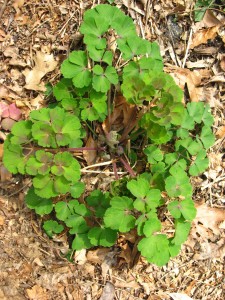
[190,26,220,49]
[23,51,58,91]
[83,135,97,165]
[194,203,225,235]
[202,10,222,28]
[103,94,137,142]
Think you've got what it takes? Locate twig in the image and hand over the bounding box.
[81,169,126,175]
[81,160,115,170]
[0,0,8,20]
[182,28,193,68]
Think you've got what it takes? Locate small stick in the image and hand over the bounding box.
[182,28,193,68]
[0,0,8,20]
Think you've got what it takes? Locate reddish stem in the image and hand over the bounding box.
[119,157,136,178]
[112,160,119,180]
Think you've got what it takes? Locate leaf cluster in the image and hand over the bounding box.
[3,107,84,198]
[2,4,215,267]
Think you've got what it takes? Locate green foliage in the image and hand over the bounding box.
[3,4,215,267]
[43,220,64,237]
[194,0,215,21]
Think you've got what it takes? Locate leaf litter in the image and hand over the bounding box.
[0,0,225,299]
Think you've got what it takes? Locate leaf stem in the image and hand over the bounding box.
[119,156,136,178]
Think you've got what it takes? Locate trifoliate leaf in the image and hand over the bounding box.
[140,115,173,144]
[72,233,93,250]
[88,227,117,247]
[43,220,64,237]
[150,162,166,174]
[144,145,164,164]
[165,166,192,198]
[187,102,205,124]
[29,108,50,123]
[61,98,78,114]
[51,152,81,183]
[117,36,147,60]
[68,200,91,217]
[25,187,53,215]
[80,8,110,41]
[92,65,118,93]
[33,175,58,198]
[168,240,181,257]
[10,120,32,144]
[55,201,72,221]
[181,110,195,130]
[175,137,203,156]
[189,149,209,176]
[3,139,28,174]
[127,177,150,199]
[143,218,161,237]
[168,199,196,221]
[86,190,110,217]
[200,125,215,149]
[202,104,214,126]
[70,182,85,198]
[176,128,189,139]
[138,234,170,266]
[66,214,88,233]
[32,122,57,148]
[54,176,71,194]
[104,196,136,232]
[61,51,92,88]
[112,15,136,39]
[172,220,191,245]
[53,78,73,101]
[26,150,53,175]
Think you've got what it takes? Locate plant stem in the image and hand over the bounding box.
[119,156,136,178]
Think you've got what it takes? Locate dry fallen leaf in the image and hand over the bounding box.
[23,51,58,91]
[190,26,220,49]
[103,94,137,142]
[99,282,115,300]
[202,10,222,28]
[169,293,193,300]
[194,203,225,235]
[83,135,97,165]
[26,285,49,300]
[216,126,225,139]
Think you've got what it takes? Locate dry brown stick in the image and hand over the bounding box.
[0,0,8,20]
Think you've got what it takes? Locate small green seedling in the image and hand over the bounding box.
[3,4,215,266]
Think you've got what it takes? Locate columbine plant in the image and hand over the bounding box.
[3,4,215,266]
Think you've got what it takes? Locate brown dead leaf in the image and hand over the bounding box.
[190,26,220,49]
[219,55,225,72]
[87,248,111,264]
[186,70,203,102]
[26,285,49,300]
[119,243,132,266]
[23,51,58,91]
[194,203,225,235]
[202,10,222,28]
[83,135,97,165]
[103,94,137,142]
[216,126,225,139]
[13,0,25,9]
[99,282,115,300]
[0,214,5,225]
